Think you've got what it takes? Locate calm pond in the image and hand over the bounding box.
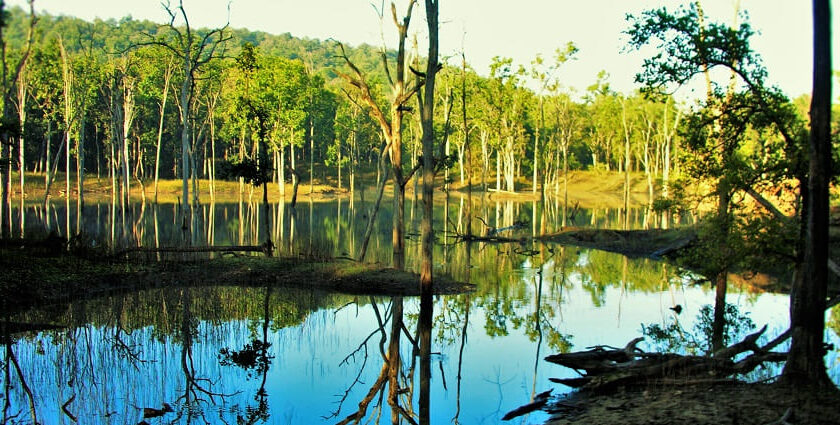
[3,192,839,424]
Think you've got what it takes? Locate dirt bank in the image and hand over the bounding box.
[0,243,474,315]
[544,381,840,425]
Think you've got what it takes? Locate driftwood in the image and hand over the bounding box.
[501,390,553,421]
[545,325,787,392]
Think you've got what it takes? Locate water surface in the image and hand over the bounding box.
[3,193,838,424]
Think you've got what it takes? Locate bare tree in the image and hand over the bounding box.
[138,0,231,239]
[418,1,439,422]
[336,0,423,269]
[154,55,176,203]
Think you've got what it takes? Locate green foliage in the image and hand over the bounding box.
[218,158,271,186]
[625,4,764,94]
[626,2,810,284]
[641,303,756,355]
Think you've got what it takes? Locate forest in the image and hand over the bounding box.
[0,0,838,424]
[0,5,718,209]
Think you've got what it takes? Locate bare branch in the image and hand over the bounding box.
[334,42,392,138]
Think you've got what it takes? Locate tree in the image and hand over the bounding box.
[418,1,439,422]
[139,0,231,238]
[529,43,578,194]
[219,43,274,252]
[336,0,423,269]
[483,56,527,193]
[627,3,809,353]
[139,47,176,203]
[583,71,620,172]
[782,0,833,386]
[0,0,35,238]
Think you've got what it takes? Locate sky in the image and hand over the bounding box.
[7,0,836,100]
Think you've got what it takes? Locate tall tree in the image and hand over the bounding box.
[419,0,439,422]
[782,0,832,386]
[627,3,808,354]
[140,0,230,237]
[0,0,35,238]
[529,43,577,194]
[336,0,423,269]
[145,48,175,203]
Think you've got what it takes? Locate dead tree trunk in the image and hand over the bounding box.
[154,58,174,203]
[335,0,422,270]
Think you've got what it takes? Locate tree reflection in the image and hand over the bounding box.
[331,295,434,425]
[218,286,274,424]
[642,303,756,355]
[2,319,38,424]
[173,288,238,423]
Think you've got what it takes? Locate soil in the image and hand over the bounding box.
[0,242,474,315]
[544,381,840,425]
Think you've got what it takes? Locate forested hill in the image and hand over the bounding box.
[3,5,391,84]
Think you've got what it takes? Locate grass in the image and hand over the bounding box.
[5,167,662,209]
[7,170,349,205]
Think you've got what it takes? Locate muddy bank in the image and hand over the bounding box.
[0,245,474,314]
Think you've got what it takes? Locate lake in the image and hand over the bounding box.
[2,191,838,424]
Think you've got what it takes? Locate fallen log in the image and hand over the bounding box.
[113,244,271,257]
[545,325,787,392]
[501,389,552,421]
[544,337,646,373]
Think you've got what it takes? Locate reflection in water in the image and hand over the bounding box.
[14,191,684,260]
[3,258,839,424]
[4,194,838,423]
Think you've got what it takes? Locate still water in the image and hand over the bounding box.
[2,192,839,424]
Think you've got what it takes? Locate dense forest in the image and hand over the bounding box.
[1,3,831,284]
[0,4,773,206]
[0,1,838,423]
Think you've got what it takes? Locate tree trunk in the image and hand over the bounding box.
[533,98,542,194]
[481,130,488,194]
[357,156,389,262]
[291,141,297,190]
[782,0,832,386]
[563,145,569,227]
[495,149,501,192]
[309,112,315,194]
[462,52,473,239]
[621,100,631,231]
[209,106,216,202]
[711,189,732,353]
[387,297,404,424]
[77,112,86,209]
[191,130,199,208]
[44,120,51,191]
[122,76,134,206]
[154,62,172,203]
[280,143,286,196]
[337,134,342,190]
[17,69,26,204]
[180,54,192,239]
[420,0,439,297]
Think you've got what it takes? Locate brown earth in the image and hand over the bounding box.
[545,382,840,425]
[0,243,474,315]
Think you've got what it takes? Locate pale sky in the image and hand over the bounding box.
[8,0,836,99]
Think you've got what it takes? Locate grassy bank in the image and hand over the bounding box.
[7,168,666,209]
